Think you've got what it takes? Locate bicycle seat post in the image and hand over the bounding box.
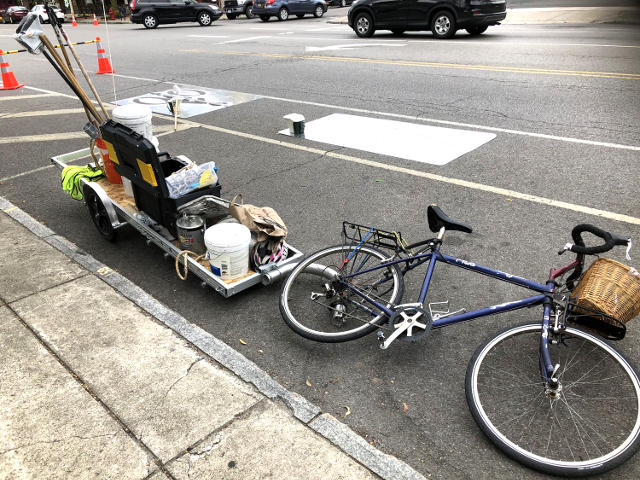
[437,227,446,242]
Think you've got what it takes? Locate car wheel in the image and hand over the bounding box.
[143,14,158,29]
[313,4,324,17]
[227,13,237,19]
[278,7,288,21]
[198,11,213,26]
[296,13,305,18]
[466,25,488,36]
[340,0,346,6]
[431,10,456,39]
[245,4,255,19]
[391,29,404,36]
[260,14,270,21]
[354,12,374,38]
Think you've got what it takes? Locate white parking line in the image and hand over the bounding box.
[0,128,188,184]
[2,107,114,119]
[219,36,272,44]
[188,35,229,38]
[11,83,638,224]
[304,27,348,32]
[178,118,640,226]
[0,132,88,144]
[263,96,640,152]
[0,93,59,102]
[405,39,640,49]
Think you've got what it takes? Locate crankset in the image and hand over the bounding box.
[378,304,433,349]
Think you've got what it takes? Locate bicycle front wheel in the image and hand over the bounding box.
[466,323,640,476]
[279,245,404,342]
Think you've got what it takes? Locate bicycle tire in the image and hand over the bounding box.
[466,323,640,476]
[279,245,404,342]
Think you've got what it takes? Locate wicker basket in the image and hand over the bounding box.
[572,258,640,324]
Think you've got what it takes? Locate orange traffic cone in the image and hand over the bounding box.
[72,15,78,27]
[0,50,24,90]
[93,13,99,26]
[95,37,114,74]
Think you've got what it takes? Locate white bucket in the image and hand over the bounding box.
[204,223,251,281]
[112,104,157,148]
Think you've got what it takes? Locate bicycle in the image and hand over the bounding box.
[279,205,640,477]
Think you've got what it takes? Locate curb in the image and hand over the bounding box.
[0,194,426,480]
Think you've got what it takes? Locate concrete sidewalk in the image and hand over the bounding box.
[0,197,424,480]
[329,6,640,25]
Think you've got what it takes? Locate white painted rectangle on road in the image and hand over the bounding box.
[279,113,496,166]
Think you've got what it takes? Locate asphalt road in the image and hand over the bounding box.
[1,10,640,479]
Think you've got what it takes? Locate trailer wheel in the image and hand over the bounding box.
[84,185,117,241]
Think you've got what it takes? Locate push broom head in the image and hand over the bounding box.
[14,13,44,54]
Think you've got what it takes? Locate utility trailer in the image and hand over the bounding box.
[52,147,304,298]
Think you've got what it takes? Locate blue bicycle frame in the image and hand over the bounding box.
[340,243,559,383]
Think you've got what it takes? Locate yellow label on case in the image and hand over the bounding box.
[104,140,119,165]
[137,158,157,186]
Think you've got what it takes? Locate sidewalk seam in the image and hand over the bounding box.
[0,195,426,480]
[2,301,176,480]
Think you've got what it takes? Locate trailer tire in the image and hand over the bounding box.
[84,185,117,241]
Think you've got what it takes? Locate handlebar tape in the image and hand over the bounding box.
[569,224,615,255]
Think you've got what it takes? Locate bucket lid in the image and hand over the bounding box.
[112,104,152,122]
[204,223,251,249]
[176,214,203,229]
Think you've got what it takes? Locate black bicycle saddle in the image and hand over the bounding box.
[427,205,473,234]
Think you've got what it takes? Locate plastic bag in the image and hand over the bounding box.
[166,161,218,199]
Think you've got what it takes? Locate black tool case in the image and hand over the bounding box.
[100,120,221,234]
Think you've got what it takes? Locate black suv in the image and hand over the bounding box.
[348,0,506,38]
[131,0,222,29]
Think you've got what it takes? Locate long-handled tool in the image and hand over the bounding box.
[46,5,109,121]
[14,14,104,124]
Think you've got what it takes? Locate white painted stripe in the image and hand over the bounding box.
[188,35,229,38]
[24,85,78,99]
[66,73,639,152]
[405,39,640,49]
[304,27,347,32]
[261,95,640,152]
[219,36,271,44]
[179,119,639,225]
[17,83,637,224]
[0,93,58,101]
[0,128,188,184]
[0,132,88,144]
[112,73,162,83]
[2,107,115,118]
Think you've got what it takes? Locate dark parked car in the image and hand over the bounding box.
[253,0,327,22]
[326,0,353,7]
[347,0,507,38]
[2,6,28,24]
[130,0,222,29]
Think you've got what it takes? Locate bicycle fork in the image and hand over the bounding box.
[539,293,562,393]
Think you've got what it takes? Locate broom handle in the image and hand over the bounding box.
[46,13,100,129]
[40,35,103,123]
[60,29,110,120]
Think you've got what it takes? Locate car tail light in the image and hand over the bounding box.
[267,0,275,4]
[130,0,136,10]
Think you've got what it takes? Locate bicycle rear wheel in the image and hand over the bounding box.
[279,245,404,342]
[466,323,640,476]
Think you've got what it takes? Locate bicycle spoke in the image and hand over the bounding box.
[467,324,640,474]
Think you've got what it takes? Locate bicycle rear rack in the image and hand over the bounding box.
[342,221,409,252]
